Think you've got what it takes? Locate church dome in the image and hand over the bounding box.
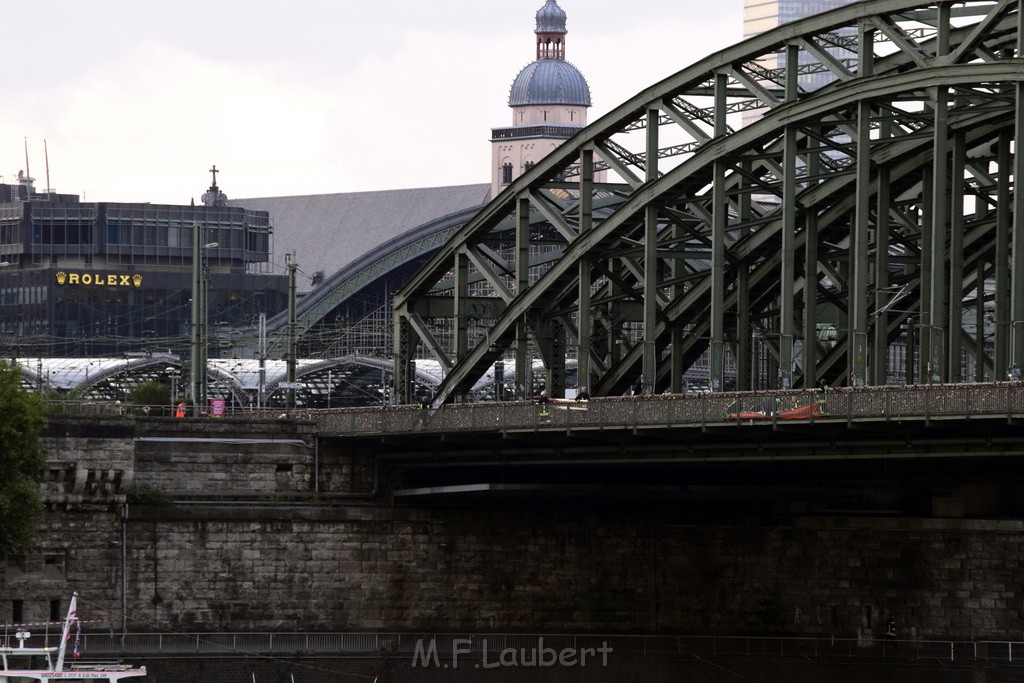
[535,0,567,34]
[508,59,591,107]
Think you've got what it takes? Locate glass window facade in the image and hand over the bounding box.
[0,187,288,357]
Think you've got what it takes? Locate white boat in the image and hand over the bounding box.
[0,593,146,682]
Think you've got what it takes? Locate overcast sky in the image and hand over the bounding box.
[1,1,742,205]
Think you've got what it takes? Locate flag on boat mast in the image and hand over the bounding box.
[55,592,79,671]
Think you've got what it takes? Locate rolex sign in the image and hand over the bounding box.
[56,271,143,287]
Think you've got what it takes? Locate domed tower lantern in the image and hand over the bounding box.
[536,0,567,59]
[491,0,602,196]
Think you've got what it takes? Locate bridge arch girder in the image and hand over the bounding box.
[395,0,1024,404]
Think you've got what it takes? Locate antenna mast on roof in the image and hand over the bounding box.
[44,139,51,197]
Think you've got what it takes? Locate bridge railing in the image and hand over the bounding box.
[65,630,1024,663]
[302,382,1024,436]
[39,382,1024,435]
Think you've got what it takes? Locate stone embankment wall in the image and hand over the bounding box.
[1,417,1022,641]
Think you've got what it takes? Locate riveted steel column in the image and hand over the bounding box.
[779,43,798,390]
[392,313,415,405]
[995,131,1011,374]
[779,127,796,389]
[454,249,469,363]
[515,195,531,397]
[1011,82,1024,371]
[608,277,621,367]
[918,166,934,383]
[851,21,875,387]
[577,148,594,393]
[976,259,987,381]
[850,99,872,386]
[710,72,728,391]
[737,265,750,390]
[670,218,685,393]
[927,86,949,383]
[803,146,820,387]
[539,318,566,398]
[947,129,966,381]
[735,159,753,391]
[871,164,890,386]
[642,108,660,393]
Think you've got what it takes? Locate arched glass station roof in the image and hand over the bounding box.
[11,356,575,407]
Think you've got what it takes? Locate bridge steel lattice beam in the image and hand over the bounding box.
[394,0,1024,405]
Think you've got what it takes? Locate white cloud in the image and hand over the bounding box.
[0,0,743,204]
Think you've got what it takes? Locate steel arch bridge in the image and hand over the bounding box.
[393,0,1024,405]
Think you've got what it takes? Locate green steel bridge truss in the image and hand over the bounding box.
[394,0,1024,405]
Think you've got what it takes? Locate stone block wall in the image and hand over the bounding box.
[4,419,1024,642]
[115,507,1024,639]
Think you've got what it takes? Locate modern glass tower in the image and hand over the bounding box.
[742,0,859,124]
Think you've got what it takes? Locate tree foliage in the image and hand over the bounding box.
[127,380,171,408]
[0,361,45,554]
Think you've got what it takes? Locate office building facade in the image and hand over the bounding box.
[0,176,287,358]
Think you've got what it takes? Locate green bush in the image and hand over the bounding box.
[128,381,170,408]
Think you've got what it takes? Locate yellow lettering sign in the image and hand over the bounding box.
[56,272,143,287]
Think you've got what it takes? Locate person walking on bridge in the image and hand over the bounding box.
[884,616,898,652]
[537,391,550,423]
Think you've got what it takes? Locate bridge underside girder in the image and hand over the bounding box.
[395,0,1024,405]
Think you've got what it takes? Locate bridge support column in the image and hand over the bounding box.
[779,122,797,389]
[850,100,872,386]
[803,147,820,388]
[976,260,987,382]
[926,85,950,384]
[454,249,469,363]
[537,318,566,399]
[736,265,751,391]
[516,195,531,398]
[872,163,891,387]
[948,130,966,382]
[710,156,727,392]
[995,131,1011,376]
[1011,82,1024,373]
[642,109,660,394]
[709,73,728,392]
[392,314,416,405]
[642,205,658,394]
[578,148,595,393]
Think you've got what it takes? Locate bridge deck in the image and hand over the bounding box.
[305,382,1024,440]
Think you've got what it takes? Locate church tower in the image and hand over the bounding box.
[491,0,596,197]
